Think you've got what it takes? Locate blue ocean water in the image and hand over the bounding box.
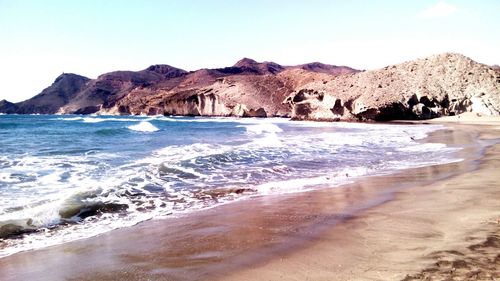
[0,114,461,257]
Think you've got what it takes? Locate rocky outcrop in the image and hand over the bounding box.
[286,53,500,121]
[155,91,231,116]
[57,65,187,114]
[0,100,18,114]
[10,73,90,114]
[96,60,341,117]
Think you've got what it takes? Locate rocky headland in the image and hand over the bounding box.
[286,53,500,121]
[1,53,499,121]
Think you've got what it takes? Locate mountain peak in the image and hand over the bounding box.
[233,58,258,68]
[417,52,474,65]
[145,64,186,74]
[0,99,14,105]
[54,73,90,84]
[296,62,359,75]
[144,64,187,78]
[232,58,285,75]
[0,99,18,114]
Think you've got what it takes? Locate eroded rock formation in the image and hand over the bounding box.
[285,53,500,121]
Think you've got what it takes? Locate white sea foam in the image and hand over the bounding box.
[127,121,159,132]
[57,116,147,123]
[82,117,106,123]
[152,143,228,163]
[59,116,84,121]
[240,123,283,135]
[83,117,143,123]
[308,132,364,146]
[257,166,370,195]
[110,117,146,122]
[397,142,447,152]
[245,133,283,148]
[0,172,19,183]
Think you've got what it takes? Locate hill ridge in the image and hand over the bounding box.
[1,53,499,121]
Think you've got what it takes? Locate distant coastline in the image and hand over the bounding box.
[1,53,499,122]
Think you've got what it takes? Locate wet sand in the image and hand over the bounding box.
[0,119,499,281]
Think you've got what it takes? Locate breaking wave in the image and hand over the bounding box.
[127,121,159,132]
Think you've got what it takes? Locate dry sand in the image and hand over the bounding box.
[0,115,498,281]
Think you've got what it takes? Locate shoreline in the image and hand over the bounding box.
[218,121,500,281]
[0,119,498,280]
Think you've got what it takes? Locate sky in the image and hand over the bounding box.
[0,0,499,102]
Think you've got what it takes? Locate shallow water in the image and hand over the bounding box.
[0,114,461,257]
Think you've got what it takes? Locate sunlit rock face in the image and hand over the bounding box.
[285,53,500,121]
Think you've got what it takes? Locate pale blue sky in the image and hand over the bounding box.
[1,0,499,102]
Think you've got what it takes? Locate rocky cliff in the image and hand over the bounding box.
[0,59,356,117]
[57,65,188,114]
[1,53,499,121]
[0,100,18,114]
[13,73,90,114]
[56,59,355,117]
[285,53,500,121]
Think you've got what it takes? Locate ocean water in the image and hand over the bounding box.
[0,114,461,257]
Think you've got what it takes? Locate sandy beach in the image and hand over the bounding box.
[0,117,499,281]
[219,120,500,281]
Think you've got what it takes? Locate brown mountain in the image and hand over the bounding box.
[1,53,499,121]
[59,65,187,114]
[14,73,90,114]
[232,58,285,75]
[54,59,355,117]
[100,59,347,117]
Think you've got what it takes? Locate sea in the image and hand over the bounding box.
[0,114,462,257]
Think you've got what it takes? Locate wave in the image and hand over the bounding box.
[396,142,447,152]
[82,117,106,123]
[89,117,143,122]
[57,116,147,123]
[94,128,126,136]
[239,123,283,135]
[58,116,84,121]
[256,166,370,195]
[154,143,225,161]
[127,121,159,132]
[0,123,18,129]
[156,116,291,124]
[0,172,20,183]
